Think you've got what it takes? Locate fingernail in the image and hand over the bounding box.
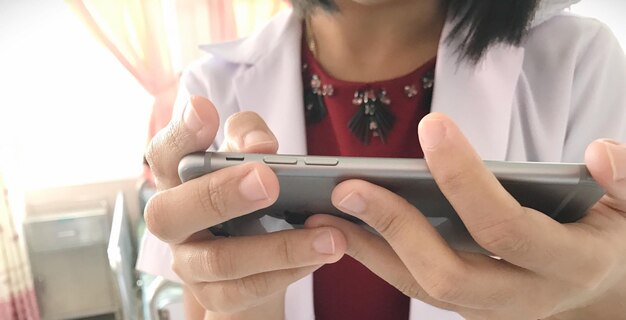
[242,130,274,149]
[312,230,335,255]
[239,169,269,201]
[603,140,626,181]
[338,192,367,214]
[184,96,213,132]
[419,119,446,150]
[183,101,203,132]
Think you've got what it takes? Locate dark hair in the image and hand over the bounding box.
[290,0,540,62]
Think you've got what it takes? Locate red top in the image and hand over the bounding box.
[303,41,436,319]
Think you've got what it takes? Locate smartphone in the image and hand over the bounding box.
[179,152,604,252]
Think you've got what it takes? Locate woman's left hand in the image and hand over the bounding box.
[306,113,626,320]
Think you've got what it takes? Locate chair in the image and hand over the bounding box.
[143,276,183,320]
[108,191,141,320]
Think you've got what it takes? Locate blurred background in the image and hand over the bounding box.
[0,0,623,319]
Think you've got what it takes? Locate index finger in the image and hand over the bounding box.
[418,113,570,268]
[145,96,219,190]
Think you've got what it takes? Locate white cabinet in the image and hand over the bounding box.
[24,206,117,320]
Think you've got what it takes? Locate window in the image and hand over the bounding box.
[0,1,152,189]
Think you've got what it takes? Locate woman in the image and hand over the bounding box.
[138,0,626,319]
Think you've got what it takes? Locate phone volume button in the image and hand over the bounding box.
[263,156,298,165]
[304,157,339,166]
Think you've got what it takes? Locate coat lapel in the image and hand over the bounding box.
[430,0,577,161]
[201,10,308,156]
[431,20,525,161]
[233,50,308,155]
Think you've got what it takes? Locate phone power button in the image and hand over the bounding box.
[304,157,339,166]
[263,156,298,165]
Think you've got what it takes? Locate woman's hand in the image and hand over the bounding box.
[307,113,626,319]
[144,96,346,319]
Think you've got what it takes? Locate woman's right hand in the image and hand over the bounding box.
[144,96,347,318]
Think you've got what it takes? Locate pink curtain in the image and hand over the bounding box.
[65,0,289,182]
[0,175,40,320]
[65,0,182,141]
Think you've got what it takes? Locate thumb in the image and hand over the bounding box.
[146,95,219,190]
[585,139,626,211]
[219,111,279,154]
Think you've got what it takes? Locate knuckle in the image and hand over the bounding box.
[372,212,406,241]
[277,235,296,266]
[422,267,466,302]
[238,274,271,300]
[202,243,235,280]
[473,211,530,255]
[479,229,530,255]
[199,177,230,220]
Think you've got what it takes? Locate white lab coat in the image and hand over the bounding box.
[137,3,626,319]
